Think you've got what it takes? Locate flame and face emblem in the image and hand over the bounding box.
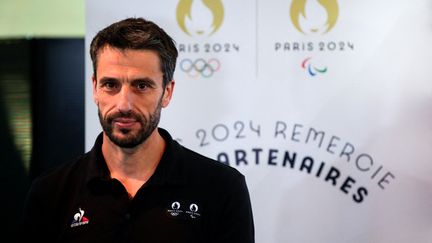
[176,0,224,36]
[290,0,339,34]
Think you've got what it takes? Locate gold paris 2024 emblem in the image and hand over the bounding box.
[290,0,339,34]
[176,0,224,36]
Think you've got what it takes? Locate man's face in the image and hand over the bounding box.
[92,46,174,148]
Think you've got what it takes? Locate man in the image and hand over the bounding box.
[20,17,254,242]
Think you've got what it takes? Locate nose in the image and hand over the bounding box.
[117,86,133,113]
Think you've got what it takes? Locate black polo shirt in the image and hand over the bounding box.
[20,128,254,243]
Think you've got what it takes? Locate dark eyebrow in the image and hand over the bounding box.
[99,77,119,84]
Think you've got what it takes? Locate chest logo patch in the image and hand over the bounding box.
[166,201,202,219]
[167,201,183,216]
[70,207,89,227]
[186,203,201,219]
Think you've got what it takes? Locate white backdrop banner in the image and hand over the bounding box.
[85,0,432,242]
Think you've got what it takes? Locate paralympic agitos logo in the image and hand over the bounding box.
[274,0,353,76]
[289,0,339,76]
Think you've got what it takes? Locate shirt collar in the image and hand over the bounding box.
[86,128,185,191]
[146,128,185,186]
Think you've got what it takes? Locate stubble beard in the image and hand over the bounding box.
[98,99,162,148]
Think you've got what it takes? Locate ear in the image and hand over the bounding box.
[92,75,99,105]
[161,80,175,108]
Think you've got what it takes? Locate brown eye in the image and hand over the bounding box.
[132,78,154,91]
[137,82,148,90]
[102,81,118,90]
[106,82,115,88]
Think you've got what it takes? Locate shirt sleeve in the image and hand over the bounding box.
[19,177,58,242]
[213,174,255,243]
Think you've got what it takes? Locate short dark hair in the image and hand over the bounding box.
[90,17,178,86]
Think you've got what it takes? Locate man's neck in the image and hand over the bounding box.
[101,129,165,198]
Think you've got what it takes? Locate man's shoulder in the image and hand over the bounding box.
[177,144,245,183]
[30,152,90,191]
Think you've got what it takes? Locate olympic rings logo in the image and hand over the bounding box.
[179,58,221,78]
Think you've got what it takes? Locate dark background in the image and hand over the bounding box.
[0,38,85,240]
